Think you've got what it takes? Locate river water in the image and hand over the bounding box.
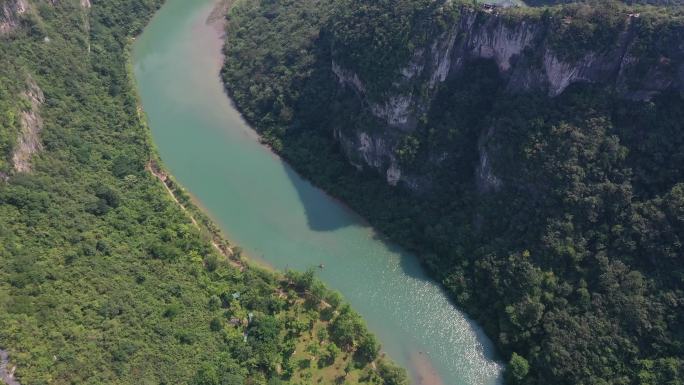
[132,1,503,384]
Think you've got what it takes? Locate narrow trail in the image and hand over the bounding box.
[146,161,199,228]
[0,350,20,385]
[146,161,243,270]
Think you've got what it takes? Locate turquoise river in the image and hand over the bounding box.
[133,1,503,384]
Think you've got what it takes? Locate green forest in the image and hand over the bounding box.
[0,0,406,384]
[222,0,684,384]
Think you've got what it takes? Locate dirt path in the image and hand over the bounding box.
[146,161,243,270]
[0,350,21,385]
[146,162,200,229]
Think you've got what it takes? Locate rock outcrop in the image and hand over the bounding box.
[0,0,28,35]
[0,349,20,385]
[331,6,684,189]
[12,77,44,173]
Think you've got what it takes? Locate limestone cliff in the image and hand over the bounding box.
[331,5,684,189]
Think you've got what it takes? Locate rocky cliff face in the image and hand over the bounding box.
[12,77,44,173]
[0,349,21,385]
[2,0,91,37]
[0,0,28,35]
[331,6,684,189]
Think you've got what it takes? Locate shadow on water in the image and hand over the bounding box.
[280,163,355,232]
[278,151,441,284]
[274,132,503,371]
[135,1,504,383]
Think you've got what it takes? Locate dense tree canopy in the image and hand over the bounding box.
[0,0,405,384]
[222,0,684,384]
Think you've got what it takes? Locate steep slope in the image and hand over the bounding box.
[222,0,684,384]
[0,1,406,384]
[330,3,684,187]
[526,0,683,5]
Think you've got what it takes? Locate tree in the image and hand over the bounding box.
[319,343,341,368]
[249,315,281,369]
[326,342,340,360]
[208,295,221,310]
[507,353,529,384]
[192,364,220,385]
[210,317,222,332]
[267,377,285,385]
[378,361,409,385]
[329,305,361,349]
[354,333,379,365]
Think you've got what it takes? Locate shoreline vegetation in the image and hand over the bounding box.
[127,37,245,272]
[145,159,244,270]
[0,0,409,384]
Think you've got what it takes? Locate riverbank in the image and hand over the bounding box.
[133,0,503,383]
[127,10,244,272]
[0,0,406,382]
[146,159,244,270]
[220,0,684,384]
[131,1,411,384]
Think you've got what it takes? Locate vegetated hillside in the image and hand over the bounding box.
[222,0,684,384]
[0,1,407,384]
[525,0,683,6]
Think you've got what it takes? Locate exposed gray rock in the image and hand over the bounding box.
[334,127,402,185]
[332,60,367,94]
[334,10,682,132]
[0,0,28,35]
[12,77,44,173]
[0,349,21,385]
[476,126,502,193]
[330,7,684,190]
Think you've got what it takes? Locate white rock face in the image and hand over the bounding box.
[401,49,425,80]
[17,0,27,12]
[333,60,416,128]
[543,52,600,96]
[356,132,403,186]
[357,132,383,169]
[370,95,413,127]
[475,125,502,193]
[330,7,684,190]
[386,162,401,186]
[468,20,537,72]
[332,60,366,93]
[332,10,542,130]
[335,128,408,187]
[476,147,502,193]
[333,8,682,130]
[428,24,461,88]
